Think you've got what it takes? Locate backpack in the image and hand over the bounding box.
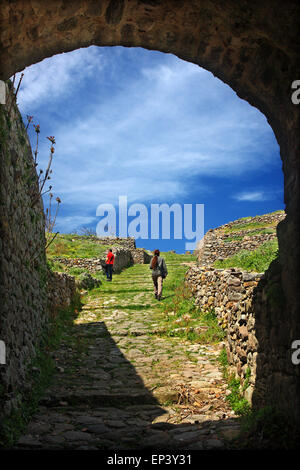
[153,257,166,278]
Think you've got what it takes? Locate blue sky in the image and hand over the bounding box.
[14,46,284,253]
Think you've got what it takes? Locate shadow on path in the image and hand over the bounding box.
[14,321,240,451]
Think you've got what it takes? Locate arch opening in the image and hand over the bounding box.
[14,45,284,249]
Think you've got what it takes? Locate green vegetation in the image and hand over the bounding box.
[47,259,65,272]
[217,347,297,449]
[0,295,82,448]
[158,284,225,344]
[217,346,228,368]
[225,376,251,416]
[248,228,275,236]
[223,235,244,243]
[46,233,110,259]
[79,249,224,345]
[67,267,87,276]
[159,251,196,263]
[224,221,277,234]
[47,258,105,284]
[240,405,297,449]
[214,239,278,272]
[222,211,284,235]
[79,249,224,344]
[217,348,251,417]
[224,228,275,243]
[146,252,226,344]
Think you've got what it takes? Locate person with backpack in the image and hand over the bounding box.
[149,249,168,300]
[105,248,115,281]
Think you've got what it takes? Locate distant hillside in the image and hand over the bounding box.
[196,210,285,272]
[46,233,112,259]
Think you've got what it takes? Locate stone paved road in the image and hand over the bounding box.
[15,261,241,450]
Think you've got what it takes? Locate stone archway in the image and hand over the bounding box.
[1,0,300,428]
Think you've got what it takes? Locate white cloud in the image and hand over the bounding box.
[16,47,281,231]
[51,177,188,207]
[13,46,103,111]
[55,215,97,233]
[43,82,277,207]
[233,191,278,202]
[141,60,205,87]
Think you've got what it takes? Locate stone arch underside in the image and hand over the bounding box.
[1,0,300,427]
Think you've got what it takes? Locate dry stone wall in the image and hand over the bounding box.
[0,82,49,418]
[53,246,151,274]
[185,265,264,403]
[131,247,152,265]
[185,259,289,412]
[53,257,105,273]
[0,83,81,425]
[77,236,137,251]
[196,212,285,266]
[47,271,77,313]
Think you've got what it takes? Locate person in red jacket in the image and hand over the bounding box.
[105,249,115,281]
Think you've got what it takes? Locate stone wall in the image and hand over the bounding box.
[0,82,49,417]
[53,257,104,273]
[131,248,152,265]
[53,246,151,274]
[47,271,77,313]
[75,236,137,251]
[196,212,285,266]
[185,265,263,403]
[185,259,288,410]
[102,237,136,250]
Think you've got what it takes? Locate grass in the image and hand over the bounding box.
[159,251,196,263]
[223,235,244,243]
[85,249,226,345]
[151,264,225,344]
[47,259,105,286]
[46,233,110,259]
[225,376,251,416]
[214,239,278,272]
[224,228,275,243]
[47,259,65,272]
[67,267,86,276]
[224,221,277,234]
[217,348,251,417]
[222,211,284,235]
[79,249,223,345]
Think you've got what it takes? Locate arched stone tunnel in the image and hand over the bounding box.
[0,0,300,430]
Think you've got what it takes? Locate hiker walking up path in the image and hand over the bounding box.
[14,256,240,450]
[150,249,168,301]
[105,249,115,282]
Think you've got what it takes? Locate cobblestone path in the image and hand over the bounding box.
[15,261,241,450]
